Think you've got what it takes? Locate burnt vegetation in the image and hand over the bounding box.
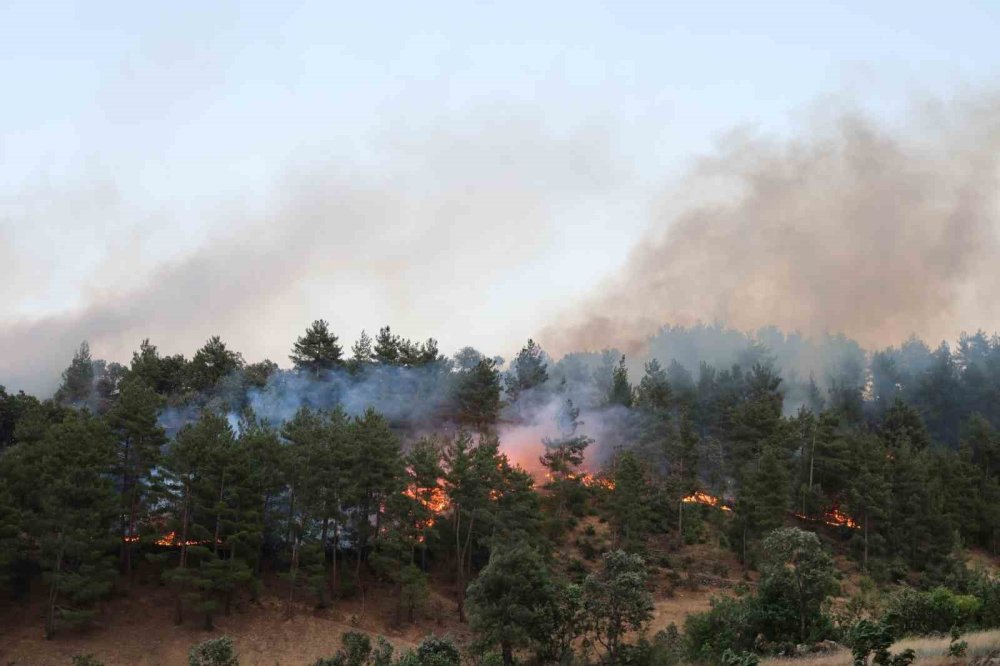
[1,321,1000,664]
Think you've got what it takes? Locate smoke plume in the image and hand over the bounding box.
[547,93,1000,355]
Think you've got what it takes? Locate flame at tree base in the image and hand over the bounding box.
[682,491,733,512]
[792,506,860,530]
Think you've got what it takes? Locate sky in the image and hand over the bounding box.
[2,1,1000,395]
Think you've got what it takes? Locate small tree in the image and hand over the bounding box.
[189,635,239,666]
[582,550,654,664]
[467,546,557,666]
[758,527,838,643]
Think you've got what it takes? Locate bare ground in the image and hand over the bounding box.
[0,578,471,666]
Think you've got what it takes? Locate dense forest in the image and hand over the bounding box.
[1,321,1000,665]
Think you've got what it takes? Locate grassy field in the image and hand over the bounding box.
[762,629,1000,666]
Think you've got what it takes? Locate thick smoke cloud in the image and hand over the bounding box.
[547,93,1000,356]
[0,115,620,396]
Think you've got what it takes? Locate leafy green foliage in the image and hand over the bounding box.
[188,635,239,666]
[467,545,556,665]
[845,620,915,666]
[582,550,655,664]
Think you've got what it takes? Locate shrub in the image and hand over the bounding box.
[396,635,462,666]
[71,656,105,666]
[684,595,760,663]
[845,620,915,666]
[947,628,968,658]
[189,636,239,666]
[970,573,1000,628]
[882,586,981,635]
[721,649,759,666]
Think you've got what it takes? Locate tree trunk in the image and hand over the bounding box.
[176,482,191,625]
[126,484,139,579]
[502,640,513,666]
[863,509,869,570]
[286,537,299,620]
[454,507,464,621]
[330,520,339,599]
[256,491,271,578]
[45,538,64,639]
[213,470,226,555]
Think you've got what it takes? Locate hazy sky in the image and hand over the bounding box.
[2,1,999,394]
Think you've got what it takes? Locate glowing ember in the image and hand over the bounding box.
[153,531,214,547]
[542,471,615,490]
[792,505,860,530]
[682,491,733,512]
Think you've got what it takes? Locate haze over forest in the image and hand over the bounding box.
[3,5,1000,666]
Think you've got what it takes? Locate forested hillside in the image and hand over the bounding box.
[1,321,999,665]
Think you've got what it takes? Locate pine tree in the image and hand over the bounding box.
[348,330,374,374]
[0,478,23,596]
[443,431,503,621]
[467,545,557,666]
[188,337,244,393]
[5,413,118,637]
[345,409,404,601]
[453,358,503,433]
[505,339,549,402]
[732,446,790,565]
[539,400,592,527]
[608,355,633,407]
[290,319,344,375]
[55,341,95,406]
[373,326,400,365]
[611,451,651,552]
[238,411,285,577]
[844,431,889,570]
[159,411,257,628]
[106,377,166,575]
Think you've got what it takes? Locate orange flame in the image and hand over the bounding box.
[792,505,860,530]
[682,491,733,512]
[542,471,615,490]
[153,531,215,547]
[402,483,450,541]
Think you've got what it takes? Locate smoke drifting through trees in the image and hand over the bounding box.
[548,92,1000,356]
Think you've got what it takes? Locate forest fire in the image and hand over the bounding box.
[793,506,860,530]
[122,532,215,547]
[579,473,615,490]
[402,484,450,540]
[682,491,733,512]
[154,532,215,547]
[403,485,449,514]
[541,471,615,490]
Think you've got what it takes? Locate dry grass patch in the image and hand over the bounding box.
[761,629,1000,666]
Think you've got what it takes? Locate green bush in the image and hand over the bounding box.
[71,656,105,666]
[188,636,238,666]
[845,620,914,666]
[684,595,760,663]
[721,649,759,666]
[970,573,1000,627]
[947,628,968,658]
[396,635,462,666]
[882,586,981,635]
